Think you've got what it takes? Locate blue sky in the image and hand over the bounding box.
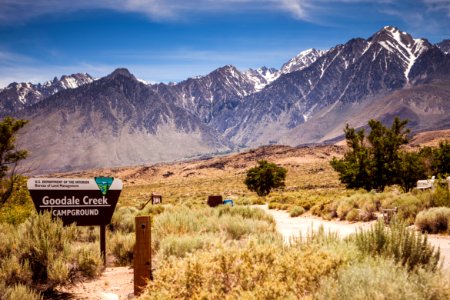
[0,0,449,87]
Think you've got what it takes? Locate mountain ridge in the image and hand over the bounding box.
[2,25,450,173]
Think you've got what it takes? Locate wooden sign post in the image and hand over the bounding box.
[27,177,122,265]
[134,216,152,296]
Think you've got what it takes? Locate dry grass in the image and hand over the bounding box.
[57,145,345,208]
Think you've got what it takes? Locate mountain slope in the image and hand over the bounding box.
[18,69,230,173]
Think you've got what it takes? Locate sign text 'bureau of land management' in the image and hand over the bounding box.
[27,177,122,226]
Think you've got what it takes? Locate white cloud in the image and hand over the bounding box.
[0,0,317,23]
[424,0,450,16]
[0,0,441,24]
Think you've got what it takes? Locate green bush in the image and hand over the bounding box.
[415,207,450,234]
[352,220,440,271]
[315,257,450,300]
[289,206,305,217]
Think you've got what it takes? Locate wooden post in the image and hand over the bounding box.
[134,216,152,297]
[100,225,106,265]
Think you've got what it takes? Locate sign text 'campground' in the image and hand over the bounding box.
[27,177,122,226]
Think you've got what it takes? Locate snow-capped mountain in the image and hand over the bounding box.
[2,26,450,173]
[279,48,327,75]
[217,26,449,146]
[367,26,431,83]
[243,67,279,91]
[0,73,93,115]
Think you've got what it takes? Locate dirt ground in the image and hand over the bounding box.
[59,267,134,300]
[62,205,450,299]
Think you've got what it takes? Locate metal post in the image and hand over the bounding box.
[100,225,106,265]
[134,216,152,297]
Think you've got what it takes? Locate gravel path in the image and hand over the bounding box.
[256,204,450,272]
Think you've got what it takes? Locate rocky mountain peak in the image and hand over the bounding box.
[108,68,136,80]
[437,39,450,54]
[280,48,326,75]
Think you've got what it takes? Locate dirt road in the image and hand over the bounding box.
[256,205,450,271]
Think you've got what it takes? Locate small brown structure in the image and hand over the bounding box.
[207,195,223,207]
[151,193,162,205]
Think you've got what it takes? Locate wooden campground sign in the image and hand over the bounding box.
[27,177,122,226]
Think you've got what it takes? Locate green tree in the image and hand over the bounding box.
[330,125,371,190]
[244,160,287,196]
[432,140,450,176]
[0,117,29,208]
[396,151,427,192]
[367,118,409,191]
[331,117,410,192]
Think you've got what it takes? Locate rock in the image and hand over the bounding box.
[101,292,119,300]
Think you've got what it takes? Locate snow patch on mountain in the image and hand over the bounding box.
[280,48,327,75]
[244,67,279,91]
[375,26,431,82]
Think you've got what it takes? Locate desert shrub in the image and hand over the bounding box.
[360,200,377,221]
[110,206,139,233]
[152,206,277,256]
[159,233,219,258]
[141,242,345,299]
[138,203,165,216]
[153,207,219,241]
[250,196,266,205]
[75,243,103,277]
[18,212,77,288]
[345,208,360,222]
[337,197,356,220]
[430,184,450,207]
[294,197,317,210]
[109,231,134,266]
[73,226,98,243]
[0,176,34,225]
[352,219,440,271]
[2,284,43,300]
[217,205,274,224]
[219,216,275,240]
[0,212,103,293]
[315,257,450,300]
[268,201,280,209]
[290,206,305,217]
[415,207,450,234]
[0,255,32,287]
[381,193,426,224]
